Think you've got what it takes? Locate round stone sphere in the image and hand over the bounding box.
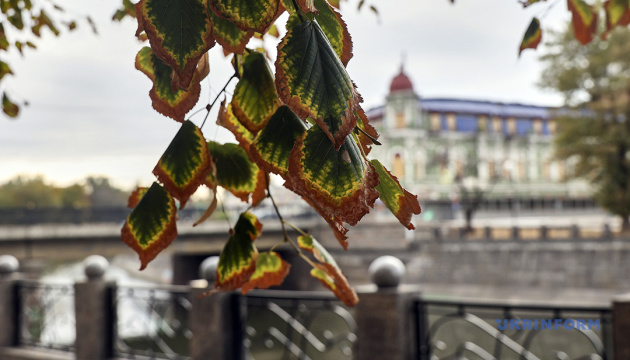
[368,256,406,288]
[83,255,109,280]
[0,255,19,275]
[199,256,220,282]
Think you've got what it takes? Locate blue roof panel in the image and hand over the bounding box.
[420,98,552,119]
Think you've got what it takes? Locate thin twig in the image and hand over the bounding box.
[290,0,306,22]
[200,74,238,130]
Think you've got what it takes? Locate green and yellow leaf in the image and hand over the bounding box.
[241,251,290,293]
[299,235,358,306]
[113,0,136,21]
[276,20,362,149]
[231,51,280,133]
[208,0,283,33]
[567,0,598,45]
[153,120,212,209]
[286,126,379,248]
[0,24,9,50]
[215,211,262,291]
[135,47,208,122]
[209,9,253,54]
[138,0,214,89]
[250,105,307,177]
[121,182,178,270]
[0,61,13,81]
[207,141,267,205]
[603,0,630,39]
[519,17,542,56]
[313,0,352,66]
[217,100,255,151]
[370,160,421,230]
[2,92,19,118]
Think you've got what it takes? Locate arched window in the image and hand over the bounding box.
[393,153,405,179]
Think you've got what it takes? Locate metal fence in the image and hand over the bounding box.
[17,280,75,351]
[241,290,358,360]
[112,285,192,360]
[416,297,613,360]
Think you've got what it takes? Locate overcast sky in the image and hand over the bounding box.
[0,0,569,189]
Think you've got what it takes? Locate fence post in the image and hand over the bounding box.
[0,255,19,347]
[356,256,420,360]
[190,256,244,360]
[612,293,630,359]
[74,255,114,360]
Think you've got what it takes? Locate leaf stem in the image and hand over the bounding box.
[355,126,382,145]
[282,219,309,237]
[200,73,238,130]
[290,0,306,22]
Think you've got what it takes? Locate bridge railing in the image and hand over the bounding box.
[1,255,630,360]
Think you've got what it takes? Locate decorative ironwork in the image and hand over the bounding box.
[416,297,613,360]
[113,285,192,360]
[242,290,357,360]
[17,280,75,351]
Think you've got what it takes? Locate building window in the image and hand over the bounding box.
[430,113,441,131]
[542,160,550,180]
[393,153,405,179]
[395,112,405,128]
[488,160,496,180]
[492,117,502,133]
[548,120,557,135]
[507,117,516,135]
[478,116,488,132]
[518,160,527,181]
[446,113,456,131]
[533,118,542,135]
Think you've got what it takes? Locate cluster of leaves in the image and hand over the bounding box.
[450,0,630,56]
[0,0,97,118]
[120,0,420,306]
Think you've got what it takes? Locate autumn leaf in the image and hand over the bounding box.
[250,105,307,177]
[370,160,421,230]
[603,0,630,39]
[298,235,358,306]
[208,9,253,54]
[286,126,379,248]
[208,0,283,33]
[217,100,255,151]
[2,92,19,118]
[276,20,362,149]
[0,61,13,81]
[153,120,212,209]
[231,51,280,133]
[567,0,598,45]
[207,141,267,205]
[354,109,379,155]
[193,161,218,226]
[121,182,178,270]
[241,251,291,293]
[519,17,542,56]
[137,0,215,89]
[127,187,149,208]
[135,47,208,122]
[215,212,262,291]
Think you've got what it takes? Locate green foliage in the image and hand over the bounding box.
[119,0,423,305]
[540,25,630,229]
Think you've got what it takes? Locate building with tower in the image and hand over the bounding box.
[366,65,591,202]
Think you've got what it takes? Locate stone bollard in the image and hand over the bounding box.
[0,255,19,347]
[540,225,548,241]
[570,224,580,240]
[484,226,492,240]
[603,223,612,240]
[190,256,243,360]
[612,293,630,359]
[356,256,420,360]
[74,255,114,360]
[511,226,520,240]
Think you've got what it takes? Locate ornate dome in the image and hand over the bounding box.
[389,65,414,93]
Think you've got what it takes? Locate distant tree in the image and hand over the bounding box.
[539,26,630,231]
[0,175,61,208]
[86,176,128,207]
